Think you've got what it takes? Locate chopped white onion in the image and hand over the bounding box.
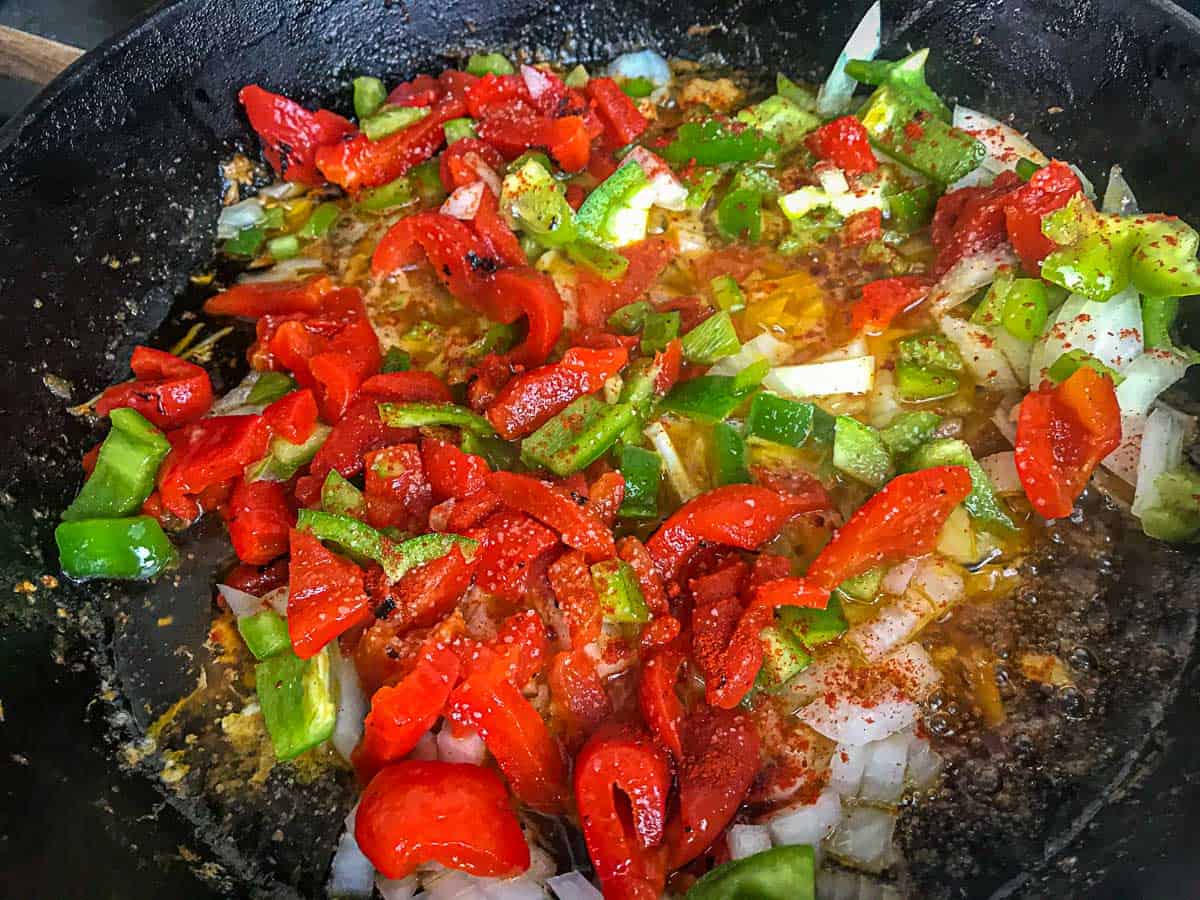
[376,875,419,900]
[830,743,867,797]
[1133,405,1192,517]
[817,0,881,117]
[442,181,486,220]
[952,105,1048,174]
[483,879,547,900]
[825,806,897,873]
[937,314,1020,390]
[858,732,910,805]
[548,872,604,900]
[409,730,439,761]
[709,331,794,376]
[1101,164,1138,215]
[817,337,870,362]
[1103,412,1146,486]
[644,421,701,502]
[991,401,1019,446]
[762,356,875,398]
[608,50,672,90]
[979,452,1022,494]
[425,869,490,900]
[909,557,965,614]
[217,197,266,240]
[520,64,556,101]
[258,181,305,200]
[1115,349,1191,417]
[867,369,901,430]
[459,151,503,196]
[624,146,689,211]
[929,246,1018,314]
[728,823,774,860]
[816,163,851,196]
[332,650,367,762]
[993,327,1032,388]
[905,734,944,790]
[881,558,920,596]
[847,597,924,662]
[437,725,488,765]
[328,828,376,898]
[208,372,266,417]
[768,787,842,846]
[237,256,325,283]
[1068,163,1097,201]
[217,583,264,619]
[880,642,942,700]
[1029,287,1144,384]
[263,586,290,616]
[800,693,921,746]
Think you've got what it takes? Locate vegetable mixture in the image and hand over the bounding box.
[56,5,1200,898]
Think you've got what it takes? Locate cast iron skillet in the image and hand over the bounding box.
[2,0,1200,897]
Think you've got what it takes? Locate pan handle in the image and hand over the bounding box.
[0,25,84,85]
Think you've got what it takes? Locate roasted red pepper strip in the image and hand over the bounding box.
[617,536,668,616]
[466,73,531,117]
[574,237,675,330]
[930,170,1023,276]
[485,346,629,439]
[352,646,461,781]
[584,76,649,145]
[469,510,560,601]
[1015,365,1121,519]
[372,212,504,310]
[638,647,685,760]
[666,705,762,868]
[490,471,616,562]
[442,489,504,532]
[363,444,432,532]
[386,74,443,108]
[157,415,270,521]
[587,471,626,527]
[204,276,336,318]
[548,548,604,648]
[355,760,530,880]
[647,485,813,584]
[286,528,372,658]
[222,558,289,598]
[375,545,477,632]
[476,103,592,173]
[806,116,879,175]
[549,649,612,746]
[263,388,318,444]
[238,85,354,185]
[472,188,527,268]
[421,438,491,500]
[1002,160,1083,271]
[480,268,566,368]
[440,137,506,190]
[225,478,293,566]
[806,466,974,592]
[850,275,931,335]
[574,725,671,900]
[843,207,884,247]
[653,337,683,395]
[96,346,214,431]
[449,665,566,812]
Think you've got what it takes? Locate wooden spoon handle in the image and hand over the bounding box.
[0,25,84,85]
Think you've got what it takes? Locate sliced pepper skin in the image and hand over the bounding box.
[355,760,530,880]
[489,471,616,562]
[574,237,675,330]
[286,528,372,659]
[638,647,685,759]
[239,85,354,185]
[850,275,931,335]
[95,346,214,431]
[574,725,671,900]
[805,466,973,592]
[486,346,628,439]
[1015,366,1122,519]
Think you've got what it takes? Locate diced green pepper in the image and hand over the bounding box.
[833,416,893,488]
[575,160,650,247]
[781,592,849,647]
[886,182,937,233]
[297,508,477,581]
[716,187,765,242]
[662,120,778,166]
[590,559,650,624]
[898,333,963,372]
[361,105,429,141]
[1015,157,1043,180]
[620,76,656,98]
[521,395,636,476]
[1000,278,1049,342]
[62,408,170,521]
[466,323,518,361]
[261,207,286,231]
[564,65,589,89]
[266,234,300,260]
[608,300,653,334]
[564,239,630,279]
[246,425,331,483]
[55,516,177,581]
[735,95,820,150]
[298,202,340,239]
[685,169,723,210]
[443,117,477,144]
[1139,465,1200,542]
[255,646,336,760]
[857,85,985,184]
[461,431,519,471]
[895,361,959,401]
[1142,296,1180,350]
[845,49,951,121]
[357,174,416,213]
[238,609,292,661]
[906,438,1015,531]
[710,275,746,312]
[971,270,1014,328]
[353,76,387,119]
[224,225,265,257]
[466,52,515,76]
[381,346,411,373]
[733,358,772,393]
[878,410,941,455]
[837,568,884,604]
[408,159,447,205]
[501,157,579,248]
[618,445,662,519]
[681,311,740,364]
[378,402,495,437]
[321,470,366,519]
[246,371,296,406]
[757,625,812,691]
[660,375,755,423]
[1045,349,1125,385]
[712,421,751,486]
[686,845,815,900]
[641,310,681,354]
[746,393,832,447]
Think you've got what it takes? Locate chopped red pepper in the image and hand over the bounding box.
[638,647,685,760]
[471,187,527,269]
[225,478,293,566]
[1002,160,1083,271]
[485,346,629,439]
[549,649,612,745]
[489,471,616,562]
[374,545,477,632]
[1015,365,1121,519]
[653,337,684,394]
[574,725,670,900]
[157,415,271,521]
[574,237,675,330]
[479,268,566,368]
[238,85,354,185]
[587,471,626,527]
[439,138,506,191]
[442,488,504,532]
[842,207,884,247]
[474,609,550,688]
[203,275,336,318]
[222,558,289,598]
[930,170,1023,276]
[363,444,432,532]
[372,212,504,310]
[616,536,668,617]
[465,73,531,118]
[421,438,491,500]
[263,388,318,444]
[548,548,604,648]
[355,760,530,880]
[805,117,879,176]
[286,528,372,658]
[386,74,443,109]
[469,510,560,601]
[584,77,649,145]
[805,466,974,592]
[95,346,214,431]
[850,275,931,335]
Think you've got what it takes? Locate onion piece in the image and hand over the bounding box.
[709,331,794,376]
[905,734,944,790]
[979,452,1022,494]
[332,650,367,762]
[937,314,1020,390]
[993,327,1032,389]
[624,146,689,211]
[991,401,1019,446]
[762,356,875,398]
[217,583,264,619]
[1115,349,1191,418]
[376,875,419,900]
[608,50,672,91]
[728,823,773,860]
[520,64,556,101]
[829,743,867,797]
[1068,163,1097,201]
[237,256,326,283]
[262,586,290,616]
[548,872,604,900]
[258,181,305,200]
[867,369,901,430]
[768,787,842,846]
[1101,164,1138,215]
[879,642,942,700]
[952,105,1048,173]
[442,181,486,220]
[929,246,1019,314]
[208,371,266,417]
[425,869,491,900]
[1103,412,1146,486]
[327,827,375,898]
[644,421,701,502]
[437,725,488,765]
[824,806,897,873]
[1029,287,1143,383]
[800,693,921,746]
[1133,405,1193,517]
[217,197,266,239]
[409,730,439,761]
[847,596,926,663]
[909,558,965,614]
[858,733,910,805]
[880,558,919,596]
[817,0,881,117]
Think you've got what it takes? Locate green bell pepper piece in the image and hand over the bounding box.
[971,270,1013,328]
[710,274,746,312]
[381,346,412,373]
[662,120,778,166]
[443,117,477,144]
[717,187,765,242]
[836,567,884,603]
[461,431,519,471]
[906,438,1015,531]
[564,239,630,279]
[521,395,636,476]
[224,225,265,257]
[845,49,951,121]
[256,646,336,760]
[466,52,515,76]
[63,408,170,521]
[1129,217,1200,297]
[857,85,984,184]
[266,234,300,260]
[781,591,849,646]
[378,402,495,436]
[575,160,650,247]
[895,361,959,401]
[878,411,941,456]
[620,76,656,98]
[321,470,367,519]
[681,311,740,365]
[776,73,818,111]
[886,182,937,233]
[736,95,820,150]
[1000,278,1049,341]
[746,393,833,448]
[466,323,518,362]
[757,624,812,691]
[501,157,579,248]
[618,445,662,519]
[362,105,429,141]
[833,416,893,488]
[297,508,477,581]
[660,375,755,423]
[564,64,589,88]
[357,174,417,213]
[238,609,292,661]
[247,424,331,483]
[641,310,681,354]
[608,300,653,334]
[898,333,963,372]
[1015,157,1043,180]
[353,76,387,119]
[686,845,815,900]
[246,371,297,406]
[1045,349,1125,385]
[712,421,751,486]
[298,202,341,239]
[1139,465,1200,542]
[1142,296,1180,350]
[590,559,650,624]
[685,169,723,210]
[56,516,177,581]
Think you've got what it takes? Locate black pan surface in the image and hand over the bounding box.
[2,1,1199,897]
